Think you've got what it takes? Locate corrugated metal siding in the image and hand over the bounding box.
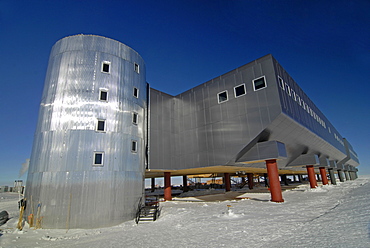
[25,35,147,228]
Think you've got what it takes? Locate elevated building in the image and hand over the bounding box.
[25,35,359,228]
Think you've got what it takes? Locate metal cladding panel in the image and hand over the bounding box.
[329,160,337,168]
[287,154,320,167]
[273,57,347,155]
[25,35,147,228]
[266,113,347,168]
[149,55,282,170]
[319,157,330,167]
[148,89,175,169]
[343,138,360,166]
[236,141,287,163]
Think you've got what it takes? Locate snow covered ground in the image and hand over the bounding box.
[1,177,370,248]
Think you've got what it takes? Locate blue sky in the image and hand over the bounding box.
[0,0,369,186]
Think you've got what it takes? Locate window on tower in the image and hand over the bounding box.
[131,140,138,153]
[102,61,111,73]
[96,119,106,132]
[93,152,104,166]
[99,89,108,101]
[133,87,139,98]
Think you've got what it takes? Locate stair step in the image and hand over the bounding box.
[139,218,155,221]
[136,196,160,224]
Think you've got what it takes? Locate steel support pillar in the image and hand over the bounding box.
[328,168,337,185]
[306,165,317,188]
[344,171,350,181]
[224,173,231,192]
[241,176,246,186]
[281,175,289,185]
[319,167,329,185]
[337,170,345,182]
[182,175,188,192]
[151,177,156,192]
[264,173,269,187]
[164,172,172,201]
[297,174,302,183]
[247,173,254,189]
[266,159,284,203]
[349,172,354,180]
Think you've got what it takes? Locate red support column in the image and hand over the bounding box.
[266,159,284,203]
[306,165,317,188]
[224,173,231,192]
[247,173,254,189]
[319,167,329,185]
[164,172,172,201]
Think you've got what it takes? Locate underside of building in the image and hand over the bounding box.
[25,35,359,229]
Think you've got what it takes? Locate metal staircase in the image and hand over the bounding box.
[135,196,160,224]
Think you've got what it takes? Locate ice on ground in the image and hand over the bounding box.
[1,177,370,248]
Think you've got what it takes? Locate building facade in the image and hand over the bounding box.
[26,35,359,228]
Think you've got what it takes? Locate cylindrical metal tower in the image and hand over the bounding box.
[25,35,147,228]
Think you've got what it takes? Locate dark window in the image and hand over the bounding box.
[217,91,228,103]
[234,84,246,97]
[134,63,139,73]
[131,140,138,153]
[285,83,291,96]
[102,62,110,73]
[96,120,105,132]
[93,152,104,166]
[133,87,139,98]
[297,95,301,105]
[278,77,285,89]
[292,90,296,101]
[253,76,267,91]
[132,112,138,125]
[99,89,108,101]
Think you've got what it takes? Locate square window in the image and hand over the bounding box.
[131,140,138,153]
[133,87,139,98]
[132,112,138,125]
[99,89,108,101]
[234,84,246,98]
[297,95,301,106]
[93,152,104,166]
[278,77,285,90]
[102,61,110,73]
[134,63,140,73]
[96,119,106,132]
[291,90,297,101]
[217,91,228,103]
[285,83,291,96]
[253,76,267,91]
